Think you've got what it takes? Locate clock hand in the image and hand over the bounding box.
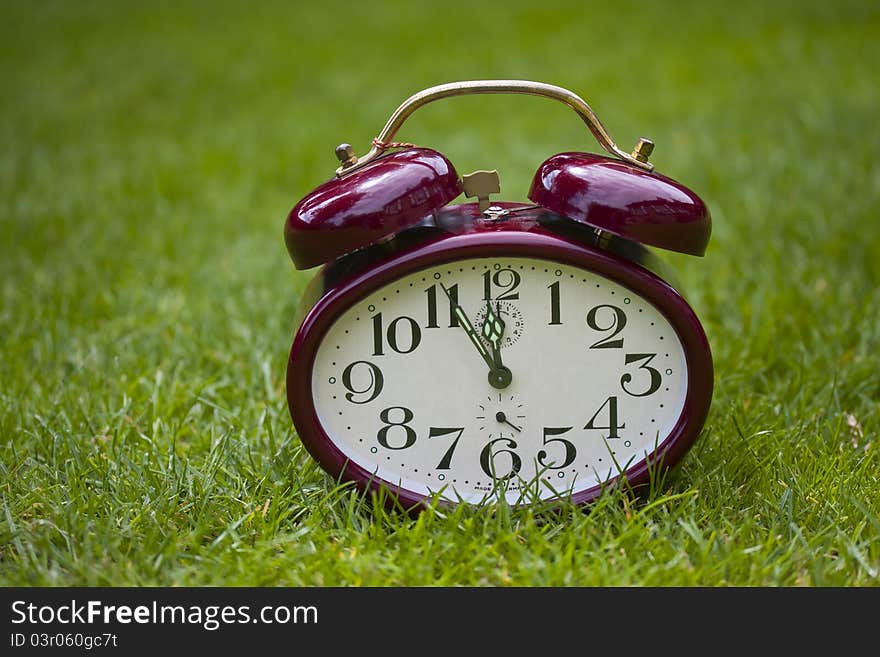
[440,284,512,389]
[481,300,506,370]
[440,283,496,370]
[495,411,522,433]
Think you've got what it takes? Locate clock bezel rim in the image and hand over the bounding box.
[287,228,713,509]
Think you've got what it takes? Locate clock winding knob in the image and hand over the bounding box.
[335,143,358,168]
[630,138,654,164]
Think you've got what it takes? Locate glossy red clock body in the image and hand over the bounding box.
[286,204,712,508]
[282,81,713,509]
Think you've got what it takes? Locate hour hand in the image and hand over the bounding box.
[440,285,512,389]
[481,301,506,369]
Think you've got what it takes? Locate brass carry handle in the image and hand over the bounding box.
[334,79,655,177]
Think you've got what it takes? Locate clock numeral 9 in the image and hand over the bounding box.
[372,313,421,356]
[341,360,384,404]
[586,304,626,349]
[483,268,521,301]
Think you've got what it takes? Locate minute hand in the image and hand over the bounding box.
[482,301,506,370]
[440,284,513,390]
[441,285,495,371]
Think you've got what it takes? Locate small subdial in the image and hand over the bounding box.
[474,300,524,349]
[476,393,527,439]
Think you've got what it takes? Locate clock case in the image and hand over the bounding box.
[283,81,713,508]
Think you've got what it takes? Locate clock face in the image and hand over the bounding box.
[309,256,689,505]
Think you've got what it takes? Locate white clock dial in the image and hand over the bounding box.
[310,257,688,505]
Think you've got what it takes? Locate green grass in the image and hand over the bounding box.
[1,0,878,586]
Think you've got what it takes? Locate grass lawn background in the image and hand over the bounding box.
[1,0,878,585]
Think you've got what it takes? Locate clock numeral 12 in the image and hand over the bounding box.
[483,268,521,301]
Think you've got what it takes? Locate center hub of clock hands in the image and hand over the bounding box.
[476,394,526,437]
[495,411,522,433]
[440,283,513,389]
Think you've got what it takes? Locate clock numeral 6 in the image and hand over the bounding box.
[480,428,578,481]
[480,437,522,480]
[372,312,421,356]
[341,360,384,404]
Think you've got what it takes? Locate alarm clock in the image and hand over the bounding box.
[283,80,712,508]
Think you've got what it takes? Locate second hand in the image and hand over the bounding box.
[495,411,522,433]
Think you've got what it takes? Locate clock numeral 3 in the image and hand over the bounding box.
[621,353,662,397]
[341,360,384,404]
[586,304,627,349]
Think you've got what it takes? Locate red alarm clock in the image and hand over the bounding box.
[283,80,712,508]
